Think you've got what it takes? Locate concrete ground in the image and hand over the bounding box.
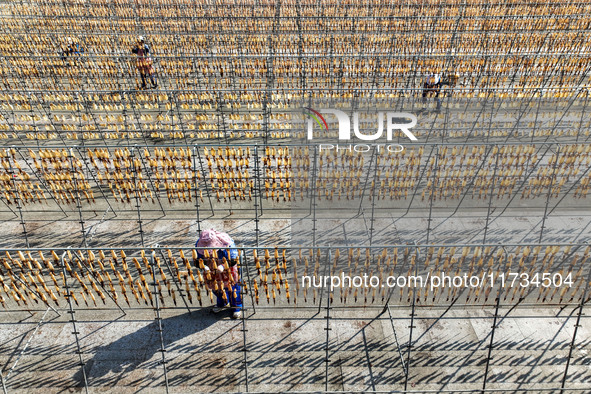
[0,306,589,393]
[0,158,590,393]
[1,206,589,249]
[0,101,590,392]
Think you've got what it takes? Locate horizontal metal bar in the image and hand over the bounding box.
[4,51,591,60]
[7,28,591,37]
[156,388,591,394]
[13,0,591,7]
[0,88,587,97]
[5,13,586,22]
[11,0,591,11]
[0,302,589,313]
[0,242,587,252]
[4,139,590,149]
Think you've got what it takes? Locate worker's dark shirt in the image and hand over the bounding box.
[132,44,150,58]
[423,81,441,98]
[64,44,83,57]
[423,81,441,91]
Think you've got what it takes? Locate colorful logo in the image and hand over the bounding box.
[303,107,328,132]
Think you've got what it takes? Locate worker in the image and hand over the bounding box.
[196,229,242,319]
[422,73,442,112]
[132,36,157,89]
[449,73,459,87]
[441,73,460,97]
[61,38,84,65]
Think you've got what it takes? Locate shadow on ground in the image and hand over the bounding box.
[74,310,218,389]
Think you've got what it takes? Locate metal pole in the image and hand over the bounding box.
[404,144,435,215]
[547,163,591,217]
[386,304,408,377]
[241,247,256,314]
[481,143,554,222]
[195,147,214,216]
[0,368,6,394]
[2,307,52,386]
[191,147,201,235]
[0,192,17,217]
[310,147,318,247]
[156,247,191,313]
[539,145,561,243]
[129,148,145,246]
[483,146,500,244]
[404,245,420,391]
[72,251,126,315]
[450,143,496,216]
[357,144,377,215]
[67,148,88,247]
[71,147,116,218]
[239,248,250,392]
[7,150,29,248]
[560,257,591,392]
[61,250,89,394]
[254,146,264,217]
[575,92,588,144]
[14,148,68,217]
[135,147,166,216]
[481,291,502,393]
[368,151,379,245]
[11,269,59,314]
[151,251,169,394]
[324,247,332,392]
[253,146,262,246]
[317,247,331,314]
[425,147,439,244]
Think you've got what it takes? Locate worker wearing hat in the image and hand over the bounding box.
[422,72,442,111]
[132,35,157,89]
[196,229,242,319]
[62,37,84,65]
